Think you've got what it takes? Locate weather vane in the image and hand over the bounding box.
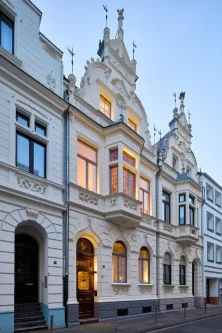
[67,47,75,74]
[102,4,108,27]
[173,92,176,108]
[153,124,157,144]
[133,41,137,60]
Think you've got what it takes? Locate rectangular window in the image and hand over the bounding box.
[207,242,214,262]
[179,265,186,285]
[207,212,214,232]
[216,217,222,235]
[215,190,221,207]
[99,95,111,118]
[0,11,13,54]
[110,148,118,162]
[140,177,150,214]
[123,168,135,198]
[16,132,46,178]
[162,191,170,223]
[163,265,171,284]
[128,118,137,131]
[206,183,214,202]
[179,205,186,225]
[77,140,97,192]
[216,246,221,263]
[123,151,136,167]
[189,196,195,205]
[110,165,118,194]
[35,122,46,136]
[16,112,29,127]
[189,207,195,226]
[172,156,178,170]
[179,194,186,203]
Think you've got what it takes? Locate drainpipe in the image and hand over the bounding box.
[156,151,162,311]
[63,106,70,326]
[200,174,205,303]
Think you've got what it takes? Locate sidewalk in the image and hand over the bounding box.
[39,305,222,333]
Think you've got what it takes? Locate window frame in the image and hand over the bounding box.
[123,167,136,198]
[112,241,127,283]
[110,165,118,194]
[140,177,150,215]
[35,122,47,136]
[206,183,214,202]
[189,206,195,226]
[179,265,186,285]
[99,94,111,118]
[162,191,171,223]
[77,140,97,192]
[216,217,222,236]
[16,111,30,127]
[128,118,137,132]
[179,204,186,225]
[179,193,186,203]
[207,212,214,232]
[215,190,221,208]
[207,242,214,262]
[163,264,171,285]
[16,131,46,178]
[0,10,14,54]
[216,245,222,264]
[138,247,150,284]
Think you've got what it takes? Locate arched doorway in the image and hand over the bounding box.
[76,238,94,319]
[15,234,38,303]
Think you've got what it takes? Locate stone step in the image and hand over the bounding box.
[14,324,48,332]
[15,310,43,316]
[15,315,44,323]
[15,320,46,329]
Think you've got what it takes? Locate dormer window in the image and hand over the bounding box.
[0,11,14,54]
[172,155,178,171]
[128,118,137,132]
[100,95,111,118]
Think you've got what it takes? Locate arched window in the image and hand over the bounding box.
[139,247,150,283]
[179,256,186,285]
[163,253,171,285]
[112,241,127,283]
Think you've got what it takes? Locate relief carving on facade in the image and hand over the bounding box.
[142,215,152,225]
[79,192,98,206]
[46,70,56,91]
[113,285,129,295]
[124,199,137,211]
[163,286,174,294]
[164,224,172,233]
[139,285,152,294]
[17,175,46,195]
[179,286,189,294]
[41,41,60,61]
[26,209,39,222]
[110,197,117,207]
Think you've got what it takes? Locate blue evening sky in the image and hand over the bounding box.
[34,0,222,184]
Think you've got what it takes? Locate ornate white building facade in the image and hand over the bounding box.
[65,10,203,326]
[0,1,204,332]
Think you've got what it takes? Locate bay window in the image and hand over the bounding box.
[77,140,97,192]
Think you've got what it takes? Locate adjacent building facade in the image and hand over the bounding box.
[198,172,222,305]
[0,1,206,332]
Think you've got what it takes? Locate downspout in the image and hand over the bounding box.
[63,105,70,326]
[156,153,162,311]
[200,174,205,302]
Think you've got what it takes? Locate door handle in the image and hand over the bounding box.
[26,283,33,286]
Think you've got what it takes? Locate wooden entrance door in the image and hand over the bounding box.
[77,238,94,319]
[15,234,38,303]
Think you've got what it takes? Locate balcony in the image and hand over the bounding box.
[105,193,142,228]
[176,225,199,246]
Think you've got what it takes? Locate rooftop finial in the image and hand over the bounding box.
[153,124,157,144]
[133,41,137,60]
[67,47,75,74]
[182,163,185,173]
[102,4,108,27]
[117,9,124,39]
[179,92,185,112]
[173,92,178,118]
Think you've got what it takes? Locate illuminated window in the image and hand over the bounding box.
[77,140,97,192]
[110,148,118,162]
[110,165,118,194]
[112,242,127,283]
[140,177,150,214]
[123,151,136,167]
[179,257,186,285]
[123,168,135,198]
[100,95,111,118]
[128,118,137,131]
[139,247,150,284]
[163,253,171,285]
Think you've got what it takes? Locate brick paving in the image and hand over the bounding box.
[34,305,222,333]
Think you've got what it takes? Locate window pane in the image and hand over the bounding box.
[17,134,29,172]
[162,191,170,202]
[112,255,118,282]
[139,248,149,258]
[128,118,137,131]
[88,163,96,192]
[110,166,118,194]
[100,95,111,118]
[77,157,86,188]
[143,260,149,283]
[33,142,45,177]
[143,191,149,214]
[179,206,185,225]
[119,256,126,282]
[123,152,136,167]
[140,178,149,191]
[113,242,126,254]
[17,113,29,127]
[129,172,135,197]
[35,123,46,136]
[189,207,195,226]
[189,196,194,205]
[165,204,170,222]
[123,168,128,195]
[1,19,13,53]
[78,141,96,163]
[110,149,118,161]
[179,194,185,203]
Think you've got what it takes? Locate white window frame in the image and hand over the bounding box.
[216,245,222,264]
[215,190,221,207]
[207,212,214,232]
[207,242,214,262]
[206,183,214,202]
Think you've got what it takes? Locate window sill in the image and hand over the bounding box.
[163,284,175,287]
[112,283,131,287]
[0,46,22,67]
[138,283,153,287]
[179,285,189,288]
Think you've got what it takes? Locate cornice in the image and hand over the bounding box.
[0,55,68,114]
[140,155,158,172]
